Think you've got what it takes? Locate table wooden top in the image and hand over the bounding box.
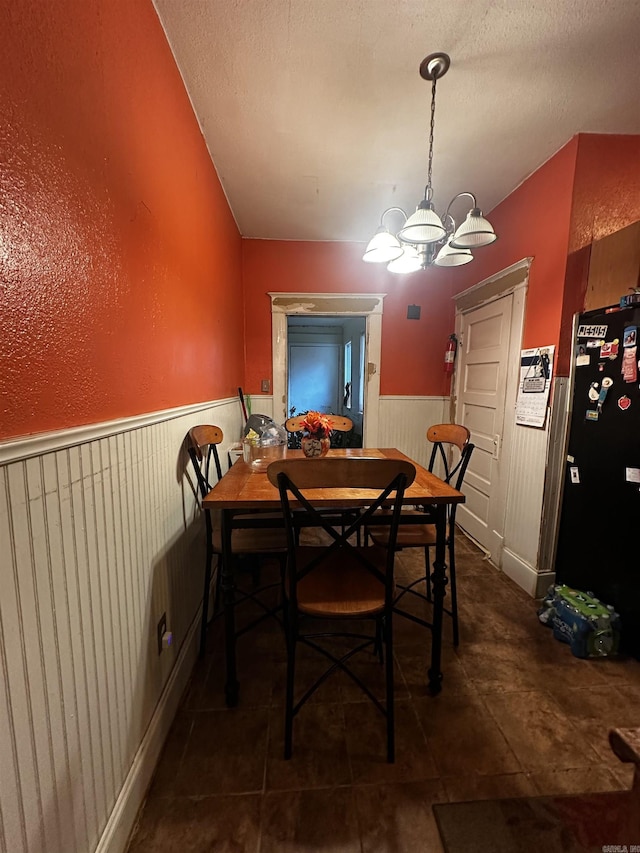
[202,447,465,510]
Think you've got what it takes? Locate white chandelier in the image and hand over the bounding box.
[363,52,497,274]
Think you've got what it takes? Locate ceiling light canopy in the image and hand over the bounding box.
[362,52,497,274]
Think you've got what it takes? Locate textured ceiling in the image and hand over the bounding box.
[153,0,640,243]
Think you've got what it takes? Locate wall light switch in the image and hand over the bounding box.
[261,379,270,393]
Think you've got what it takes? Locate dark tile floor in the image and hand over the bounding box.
[127,534,640,852]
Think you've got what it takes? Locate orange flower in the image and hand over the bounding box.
[300,411,333,438]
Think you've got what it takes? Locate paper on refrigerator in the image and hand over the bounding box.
[515,346,555,428]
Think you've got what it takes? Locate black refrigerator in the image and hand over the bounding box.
[555,303,640,657]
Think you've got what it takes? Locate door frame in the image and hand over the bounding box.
[452,258,531,566]
[269,292,385,446]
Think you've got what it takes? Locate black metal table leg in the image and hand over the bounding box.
[221,508,239,706]
[427,504,448,695]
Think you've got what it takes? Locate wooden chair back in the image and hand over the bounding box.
[268,456,414,491]
[426,423,474,493]
[187,425,224,499]
[285,414,353,433]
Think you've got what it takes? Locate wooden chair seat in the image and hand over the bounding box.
[212,524,287,554]
[369,510,437,548]
[287,545,390,617]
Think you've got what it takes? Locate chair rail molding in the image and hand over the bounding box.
[0,397,241,466]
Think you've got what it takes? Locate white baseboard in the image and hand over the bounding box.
[534,571,556,598]
[95,612,200,853]
[501,548,555,599]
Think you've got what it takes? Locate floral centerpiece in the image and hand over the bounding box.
[299,411,333,457]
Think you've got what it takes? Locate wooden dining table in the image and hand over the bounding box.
[202,447,465,706]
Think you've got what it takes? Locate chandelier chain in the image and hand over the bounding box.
[362,51,497,271]
[426,75,437,201]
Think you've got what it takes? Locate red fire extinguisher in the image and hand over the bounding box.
[444,334,457,375]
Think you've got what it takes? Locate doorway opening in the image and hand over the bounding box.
[269,292,386,448]
[287,315,366,447]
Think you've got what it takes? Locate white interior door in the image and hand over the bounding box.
[455,294,513,560]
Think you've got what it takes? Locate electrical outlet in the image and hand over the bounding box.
[261,379,270,393]
[157,612,167,655]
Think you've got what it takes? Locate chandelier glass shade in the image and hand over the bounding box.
[387,244,422,274]
[362,52,497,274]
[397,200,446,245]
[361,226,403,264]
[434,237,473,267]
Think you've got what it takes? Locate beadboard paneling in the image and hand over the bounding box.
[0,399,242,853]
[502,415,551,579]
[377,397,448,470]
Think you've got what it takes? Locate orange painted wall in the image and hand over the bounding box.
[0,0,243,441]
[448,138,579,356]
[242,240,455,398]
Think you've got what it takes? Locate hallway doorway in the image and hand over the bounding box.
[287,315,366,446]
[269,292,386,448]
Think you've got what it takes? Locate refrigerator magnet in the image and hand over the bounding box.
[588,382,600,401]
[576,353,590,366]
[621,346,637,382]
[597,377,613,413]
[625,467,640,484]
[600,340,619,359]
[585,409,599,421]
[570,466,580,484]
[578,324,608,338]
[623,326,637,347]
[618,395,631,411]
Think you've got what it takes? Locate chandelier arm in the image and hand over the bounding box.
[380,207,408,228]
[444,192,478,219]
[441,211,456,236]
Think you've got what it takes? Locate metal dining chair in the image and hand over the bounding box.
[284,414,361,539]
[187,425,287,657]
[367,424,474,646]
[268,456,415,763]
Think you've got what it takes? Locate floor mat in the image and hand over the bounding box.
[433,789,638,853]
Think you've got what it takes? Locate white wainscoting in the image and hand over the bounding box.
[501,415,552,597]
[377,397,449,469]
[0,399,243,853]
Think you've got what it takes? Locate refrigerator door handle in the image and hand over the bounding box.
[493,433,501,460]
